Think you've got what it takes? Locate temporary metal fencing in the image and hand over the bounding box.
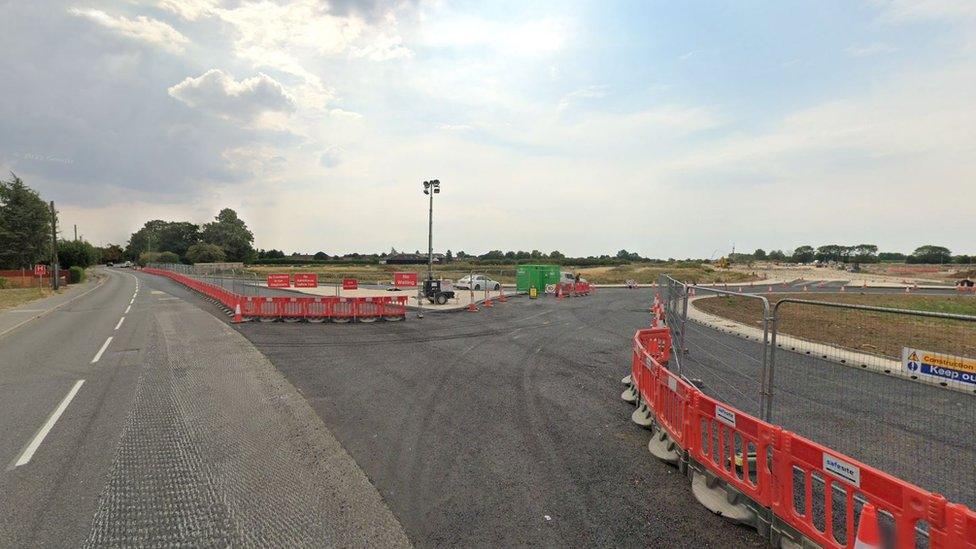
[623,324,976,549]
[660,274,773,421]
[768,298,976,512]
[142,264,407,323]
[630,276,976,547]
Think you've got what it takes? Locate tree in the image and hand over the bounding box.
[793,245,815,263]
[0,173,51,268]
[185,243,226,263]
[480,250,505,260]
[909,245,951,264]
[953,255,972,265]
[157,251,180,263]
[549,250,565,259]
[445,249,453,262]
[768,249,786,261]
[98,244,124,263]
[58,239,98,269]
[530,250,542,259]
[201,208,255,262]
[504,251,516,259]
[851,244,878,263]
[313,251,328,260]
[878,252,907,262]
[125,220,201,261]
[753,248,767,260]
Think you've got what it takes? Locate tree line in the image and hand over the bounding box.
[0,173,102,271]
[746,244,969,265]
[121,208,255,265]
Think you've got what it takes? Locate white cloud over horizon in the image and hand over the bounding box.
[2,0,975,258]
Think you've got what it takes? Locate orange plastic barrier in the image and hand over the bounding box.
[627,326,976,548]
[142,268,406,322]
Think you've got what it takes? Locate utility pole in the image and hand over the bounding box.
[74,224,77,241]
[50,201,59,290]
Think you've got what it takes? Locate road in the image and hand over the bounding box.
[3,268,969,546]
[0,268,407,547]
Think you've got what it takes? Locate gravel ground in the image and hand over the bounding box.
[234,290,762,548]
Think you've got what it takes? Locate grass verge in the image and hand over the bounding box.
[0,287,53,312]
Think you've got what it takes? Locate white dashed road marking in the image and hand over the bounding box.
[115,317,125,330]
[13,380,85,467]
[91,337,113,364]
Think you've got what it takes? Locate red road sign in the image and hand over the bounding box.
[34,264,46,277]
[267,274,291,288]
[342,278,358,290]
[394,272,418,287]
[293,273,318,288]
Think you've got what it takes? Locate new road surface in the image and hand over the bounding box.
[1,268,969,547]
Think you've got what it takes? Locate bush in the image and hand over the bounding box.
[185,243,226,263]
[0,276,6,289]
[137,251,161,267]
[157,251,180,264]
[68,266,85,284]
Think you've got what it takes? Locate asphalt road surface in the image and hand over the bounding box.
[0,268,407,547]
[4,268,969,547]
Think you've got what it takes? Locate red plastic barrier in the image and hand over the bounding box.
[689,392,777,508]
[628,325,976,548]
[772,432,954,549]
[142,268,407,322]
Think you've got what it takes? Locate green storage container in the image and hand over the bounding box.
[516,264,561,293]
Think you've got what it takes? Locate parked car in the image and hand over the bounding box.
[456,274,500,291]
[119,261,132,268]
[560,272,586,285]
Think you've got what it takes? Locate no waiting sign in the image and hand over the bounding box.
[34,264,47,277]
[394,272,418,287]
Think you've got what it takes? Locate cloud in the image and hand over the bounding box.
[557,85,609,111]
[68,7,190,53]
[168,69,297,120]
[319,146,344,167]
[871,0,976,22]
[846,42,897,56]
[155,0,218,21]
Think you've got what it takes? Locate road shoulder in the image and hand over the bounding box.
[85,290,410,547]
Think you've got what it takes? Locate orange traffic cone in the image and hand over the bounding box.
[854,503,881,549]
[484,294,494,307]
[498,286,507,302]
[233,300,243,323]
[557,285,564,300]
[467,301,479,312]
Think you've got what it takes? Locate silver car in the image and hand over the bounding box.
[455,274,501,291]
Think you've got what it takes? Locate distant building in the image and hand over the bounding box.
[380,253,444,265]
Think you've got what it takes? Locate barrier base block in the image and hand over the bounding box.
[621,386,637,403]
[771,517,818,549]
[647,426,680,465]
[690,469,757,526]
[631,404,654,428]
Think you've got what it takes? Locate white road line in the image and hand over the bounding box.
[14,380,85,467]
[124,305,131,314]
[91,336,113,364]
[129,297,134,304]
[114,317,125,330]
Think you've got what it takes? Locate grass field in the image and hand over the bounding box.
[245,262,760,285]
[0,287,52,312]
[694,293,976,360]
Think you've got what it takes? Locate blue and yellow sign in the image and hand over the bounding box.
[902,348,976,386]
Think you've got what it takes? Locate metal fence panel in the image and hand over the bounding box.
[659,275,772,420]
[769,297,976,509]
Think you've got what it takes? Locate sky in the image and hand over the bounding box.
[1,0,975,258]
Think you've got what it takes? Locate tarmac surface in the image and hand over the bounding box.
[0,268,408,547]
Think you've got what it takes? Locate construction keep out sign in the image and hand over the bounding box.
[902,347,976,386]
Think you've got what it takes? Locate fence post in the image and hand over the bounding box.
[764,306,779,423]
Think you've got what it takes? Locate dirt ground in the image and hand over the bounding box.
[694,293,976,359]
[0,287,52,312]
[739,263,965,285]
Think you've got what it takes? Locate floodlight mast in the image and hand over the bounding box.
[423,180,440,281]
